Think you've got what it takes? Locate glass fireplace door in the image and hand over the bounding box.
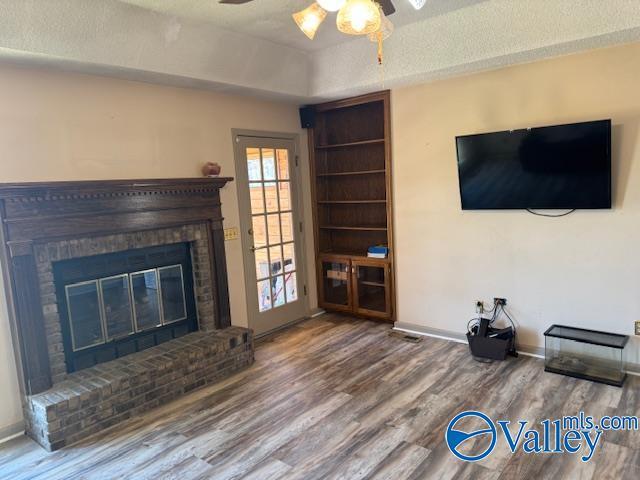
[65,280,105,351]
[56,243,197,372]
[100,274,134,340]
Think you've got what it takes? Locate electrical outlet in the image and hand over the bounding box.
[475,301,484,314]
[224,227,239,241]
[494,297,507,306]
[635,321,640,336]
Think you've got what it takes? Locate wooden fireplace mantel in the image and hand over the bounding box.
[0,177,234,395]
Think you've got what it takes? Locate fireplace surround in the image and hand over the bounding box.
[0,178,254,450]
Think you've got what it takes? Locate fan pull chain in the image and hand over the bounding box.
[377,33,385,89]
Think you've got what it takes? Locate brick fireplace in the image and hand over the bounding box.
[0,178,254,451]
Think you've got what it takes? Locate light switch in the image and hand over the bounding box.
[224,227,239,241]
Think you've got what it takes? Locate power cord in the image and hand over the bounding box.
[495,303,518,356]
[468,302,518,344]
[467,302,499,334]
[526,208,576,217]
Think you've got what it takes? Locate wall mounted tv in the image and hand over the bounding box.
[456,119,611,210]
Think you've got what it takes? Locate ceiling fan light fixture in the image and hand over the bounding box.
[317,0,347,12]
[336,0,381,35]
[368,7,394,42]
[293,3,328,40]
[407,0,427,10]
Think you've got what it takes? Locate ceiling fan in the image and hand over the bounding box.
[219,0,398,17]
[219,0,427,65]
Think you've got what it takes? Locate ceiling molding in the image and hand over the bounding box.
[0,0,310,101]
[0,0,639,102]
[310,0,640,99]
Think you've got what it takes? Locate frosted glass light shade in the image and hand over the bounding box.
[368,7,394,42]
[336,0,381,35]
[317,0,346,12]
[407,0,427,9]
[293,3,328,40]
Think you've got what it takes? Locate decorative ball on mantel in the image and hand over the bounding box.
[202,162,222,177]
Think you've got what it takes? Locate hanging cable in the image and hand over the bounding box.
[526,208,576,217]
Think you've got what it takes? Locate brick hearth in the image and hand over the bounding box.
[25,327,253,451]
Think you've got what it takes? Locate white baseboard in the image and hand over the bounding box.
[393,321,640,376]
[255,309,327,339]
[0,421,24,445]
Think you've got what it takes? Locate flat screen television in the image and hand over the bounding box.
[456,119,611,210]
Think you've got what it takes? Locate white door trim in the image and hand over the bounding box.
[231,129,310,334]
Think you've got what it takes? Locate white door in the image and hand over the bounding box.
[234,133,308,335]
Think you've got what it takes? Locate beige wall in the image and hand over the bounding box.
[0,65,317,435]
[392,42,640,364]
[3,40,640,437]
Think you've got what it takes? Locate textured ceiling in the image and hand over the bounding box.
[0,0,639,101]
[311,0,640,98]
[118,0,489,51]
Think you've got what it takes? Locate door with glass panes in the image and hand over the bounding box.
[234,134,307,335]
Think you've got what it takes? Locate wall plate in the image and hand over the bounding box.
[224,227,239,241]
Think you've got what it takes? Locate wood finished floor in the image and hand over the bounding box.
[1,314,639,479]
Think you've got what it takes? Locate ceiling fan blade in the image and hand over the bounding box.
[218,0,254,4]
[378,0,396,16]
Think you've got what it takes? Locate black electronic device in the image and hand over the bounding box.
[456,119,611,210]
[299,106,315,129]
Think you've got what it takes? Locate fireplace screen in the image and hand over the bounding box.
[65,265,187,351]
[56,243,197,372]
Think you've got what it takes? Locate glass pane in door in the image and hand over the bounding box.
[257,279,271,312]
[272,275,285,307]
[356,265,387,313]
[322,260,349,306]
[285,272,298,302]
[247,148,262,181]
[247,147,300,311]
[254,248,270,280]
[283,243,295,272]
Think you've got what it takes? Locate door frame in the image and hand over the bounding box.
[231,129,310,335]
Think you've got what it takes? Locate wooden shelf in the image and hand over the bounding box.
[319,225,387,231]
[317,200,386,204]
[310,90,394,322]
[315,138,385,149]
[317,169,386,177]
[320,251,391,262]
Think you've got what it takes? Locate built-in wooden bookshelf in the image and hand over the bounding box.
[307,91,394,321]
